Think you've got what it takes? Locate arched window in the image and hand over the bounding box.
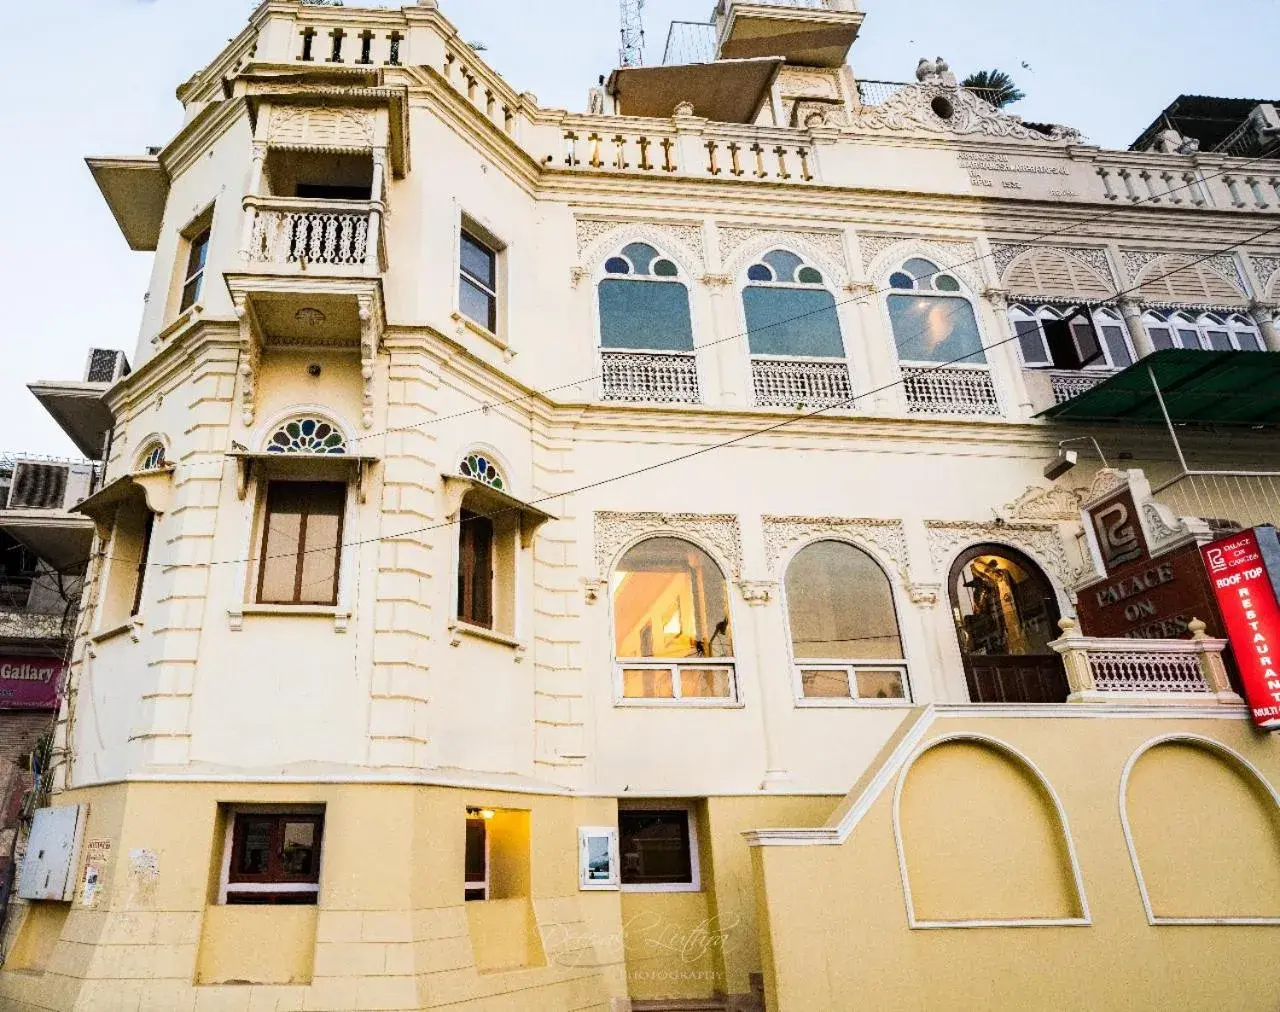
[1144,310,1176,351]
[785,540,908,702]
[1146,311,1262,353]
[1009,304,1134,370]
[266,416,348,455]
[459,452,504,491]
[597,243,693,353]
[949,545,1067,704]
[455,452,510,630]
[1229,314,1264,352]
[137,440,167,471]
[743,249,844,358]
[886,258,985,364]
[612,537,735,703]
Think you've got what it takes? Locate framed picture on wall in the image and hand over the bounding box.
[578,826,620,890]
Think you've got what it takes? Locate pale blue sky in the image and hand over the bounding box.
[1,0,1276,455]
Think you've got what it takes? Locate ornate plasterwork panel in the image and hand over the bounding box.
[1119,250,1162,285]
[267,106,375,151]
[762,516,909,580]
[575,219,705,273]
[1249,254,1280,299]
[851,85,1082,144]
[926,521,1077,592]
[777,67,841,100]
[990,244,1115,287]
[1003,471,1124,523]
[719,228,849,285]
[594,511,742,577]
[861,235,984,294]
[1121,250,1245,293]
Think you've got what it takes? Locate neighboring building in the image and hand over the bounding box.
[2,0,1280,1009]
[0,454,96,914]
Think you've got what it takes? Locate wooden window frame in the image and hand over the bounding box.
[179,228,211,313]
[618,806,701,893]
[255,480,347,607]
[456,507,495,629]
[459,228,499,334]
[225,811,324,905]
[464,815,489,901]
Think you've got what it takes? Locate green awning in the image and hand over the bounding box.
[1037,349,1280,426]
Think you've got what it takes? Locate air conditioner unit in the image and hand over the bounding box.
[83,348,130,385]
[6,460,94,511]
[1249,103,1280,138]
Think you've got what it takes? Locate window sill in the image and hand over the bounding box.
[449,621,527,660]
[228,605,350,634]
[614,699,745,709]
[795,698,914,709]
[620,882,702,894]
[89,618,144,647]
[451,311,514,359]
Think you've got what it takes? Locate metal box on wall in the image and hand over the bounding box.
[16,805,87,902]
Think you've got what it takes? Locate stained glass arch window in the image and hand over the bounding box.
[459,452,505,490]
[742,248,844,358]
[886,257,984,364]
[266,416,348,455]
[137,440,167,471]
[598,242,693,352]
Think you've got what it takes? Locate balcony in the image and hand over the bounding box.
[1052,619,1240,705]
[752,358,852,408]
[601,352,700,404]
[715,0,864,68]
[241,195,385,278]
[901,366,1001,417]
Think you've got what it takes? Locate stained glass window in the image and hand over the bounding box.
[743,249,843,358]
[266,417,348,455]
[459,452,504,490]
[599,244,694,352]
[138,442,166,471]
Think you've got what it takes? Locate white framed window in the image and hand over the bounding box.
[1009,304,1134,370]
[611,537,737,706]
[1144,309,1263,352]
[885,258,986,366]
[783,540,911,706]
[217,805,325,905]
[578,826,621,891]
[618,805,701,893]
[465,808,491,901]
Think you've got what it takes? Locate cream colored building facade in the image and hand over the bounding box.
[5,1,1280,1009]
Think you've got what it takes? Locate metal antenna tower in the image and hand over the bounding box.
[619,0,645,67]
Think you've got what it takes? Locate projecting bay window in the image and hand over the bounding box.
[256,482,345,606]
[1010,305,1132,371]
[221,810,324,905]
[1145,310,1264,353]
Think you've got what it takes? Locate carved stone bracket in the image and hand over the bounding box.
[700,273,734,288]
[762,515,909,584]
[594,511,742,578]
[583,578,607,605]
[907,582,942,605]
[233,293,262,427]
[569,266,588,288]
[982,287,1010,309]
[357,293,380,429]
[926,520,1078,594]
[738,580,775,606]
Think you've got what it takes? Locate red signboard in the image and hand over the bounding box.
[0,657,62,711]
[1202,530,1280,731]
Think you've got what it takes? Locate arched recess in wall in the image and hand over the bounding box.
[1134,254,1247,304]
[894,734,1090,927]
[1002,248,1113,300]
[1121,735,1280,924]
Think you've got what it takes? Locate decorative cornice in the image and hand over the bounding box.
[718,227,849,285]
[575,218,705,271]
[990,244,1114,287]
[762,515,909,584]
[850,84,1082,145]
[861,235,984,294]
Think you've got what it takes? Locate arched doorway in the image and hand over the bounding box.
[949,545,1068,704]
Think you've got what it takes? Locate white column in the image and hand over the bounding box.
[1120,298,1157,359]
[982,288,1032,418]
[1251,302,1280,352]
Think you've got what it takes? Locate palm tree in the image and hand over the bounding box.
[962,69,1025,110]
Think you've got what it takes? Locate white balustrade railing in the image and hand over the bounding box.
[752,358,853,408]
[601,351,700,404]
[1049,370,1111,404]
[1094,156,1280,212]
[1051,618,1240,703]
[901,365,1001,417]
[242,196,383,271]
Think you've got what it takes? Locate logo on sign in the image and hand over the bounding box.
[1094,501,1143,570]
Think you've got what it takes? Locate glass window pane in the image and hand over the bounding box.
[934,275,960,292]
[1148,326,1174,350]
[889,272,915,290]
[259,498,304,603]
[1013,319,1049,365]
[854,670,907,700]
[747,264,773,282]
[459,277,496,331]
[785,541,903,660]
[1205,330,1233,351]
[605,257,630,275]
[953,552,1057,656]
[460,233,495,287]
[281,821,318,877]
[762,249,804,281]
[887,295,985,364]
[180,275,203,312]
[801,669,852,698]
[1176,328,1202,350]
[743,287,844,357]
[797,267,823,285]
[679,667,732,698]
[614,538,732,659]
[902,258,939,282]
[621,243,658,275]
[238,817,273,875]
[465,819,487,887]
[598,279,694,351]
[653,259,678,278]
[623,668,674,698]
[186,231,210,280]
[299,510,341,605]
[1101,326,1133,367]
[1235,329,1262,351]
[619,811,692,885]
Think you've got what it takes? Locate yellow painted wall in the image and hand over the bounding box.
[7,902,71,973]
[1127,740,1280,920]
[196,905,318,984]
[754,715,1280,1011]
[899,740,1082,922]
[466,898,545,972]
[620,890,718,1002]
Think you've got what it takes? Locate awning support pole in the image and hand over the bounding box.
[1148,364,1190,474]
